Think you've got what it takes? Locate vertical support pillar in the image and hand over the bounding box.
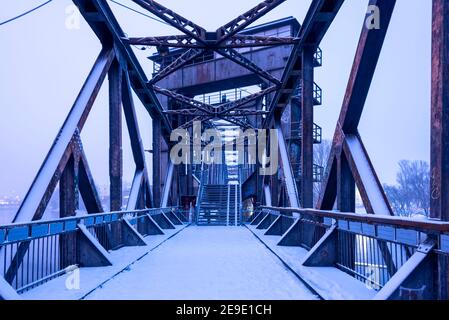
[431,0,449,222]
[109,60,123,212]
[153,118,162,206]
[109,60,123,248]
[337,151,355,212]
[301,45,315,208]
[60,155,78,267]
[431,0,449,300]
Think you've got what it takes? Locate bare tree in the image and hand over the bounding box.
[384,160,430,217]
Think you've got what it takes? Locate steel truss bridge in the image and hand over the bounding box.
[1,0,449,300]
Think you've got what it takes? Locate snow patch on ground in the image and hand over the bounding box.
[21,226,187,300]
[83,226,318,300]
[247,225,377,300]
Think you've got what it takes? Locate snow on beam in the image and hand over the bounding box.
[275,121,300,211]
[13,48,115,223]
[127,170,144,211]
[301,225,338,266]
[343,135,393,216]
[161,162,174,208]
[0,277,21,300]
[77,224,113,267]
[264,185,272,207]
[265,215,295,236]
[374,239,437,300]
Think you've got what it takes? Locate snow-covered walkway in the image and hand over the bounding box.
[83,226,318,300]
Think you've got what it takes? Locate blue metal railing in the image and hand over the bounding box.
[0,207,178,294]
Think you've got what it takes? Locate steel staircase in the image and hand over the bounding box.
[196,165,242,226]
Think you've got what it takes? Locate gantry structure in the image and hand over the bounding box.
[1,0,449,300]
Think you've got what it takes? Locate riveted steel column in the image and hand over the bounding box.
[301,45,315,208]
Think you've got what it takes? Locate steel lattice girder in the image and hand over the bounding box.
[131,0,207,43]
[126,34,300,48]
[216,0,288,44]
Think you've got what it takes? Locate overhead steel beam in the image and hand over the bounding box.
[131,0,207,43]
[126,35,300,48]
[74,0,172,139]
[216,0,287,44]
[126,35,201,48]
[224,35,300,48]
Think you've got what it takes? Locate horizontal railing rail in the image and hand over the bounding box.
[260,206,449,234]
[0,207,178,294]
[257,206,449,293]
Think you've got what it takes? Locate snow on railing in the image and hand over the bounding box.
[256,206,449,299]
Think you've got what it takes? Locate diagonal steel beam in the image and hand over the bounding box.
[127,169,145,211]
[131,0,207,43]
[276,120,300,209]
[216,48,281,85]
[75,0,172,139]
[263,0,344,127]
[76,136,104,214]
[122,72,147,170]
[216,0,287,44]
[149,48,205,84]
[154,86,215,115]
[12,48,115,223]
[343,134,393,215]
[219,85,277,115]
[338,0,397,133]
[318,0,396,213]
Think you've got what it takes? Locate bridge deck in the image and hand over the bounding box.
[22,226,318,300]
